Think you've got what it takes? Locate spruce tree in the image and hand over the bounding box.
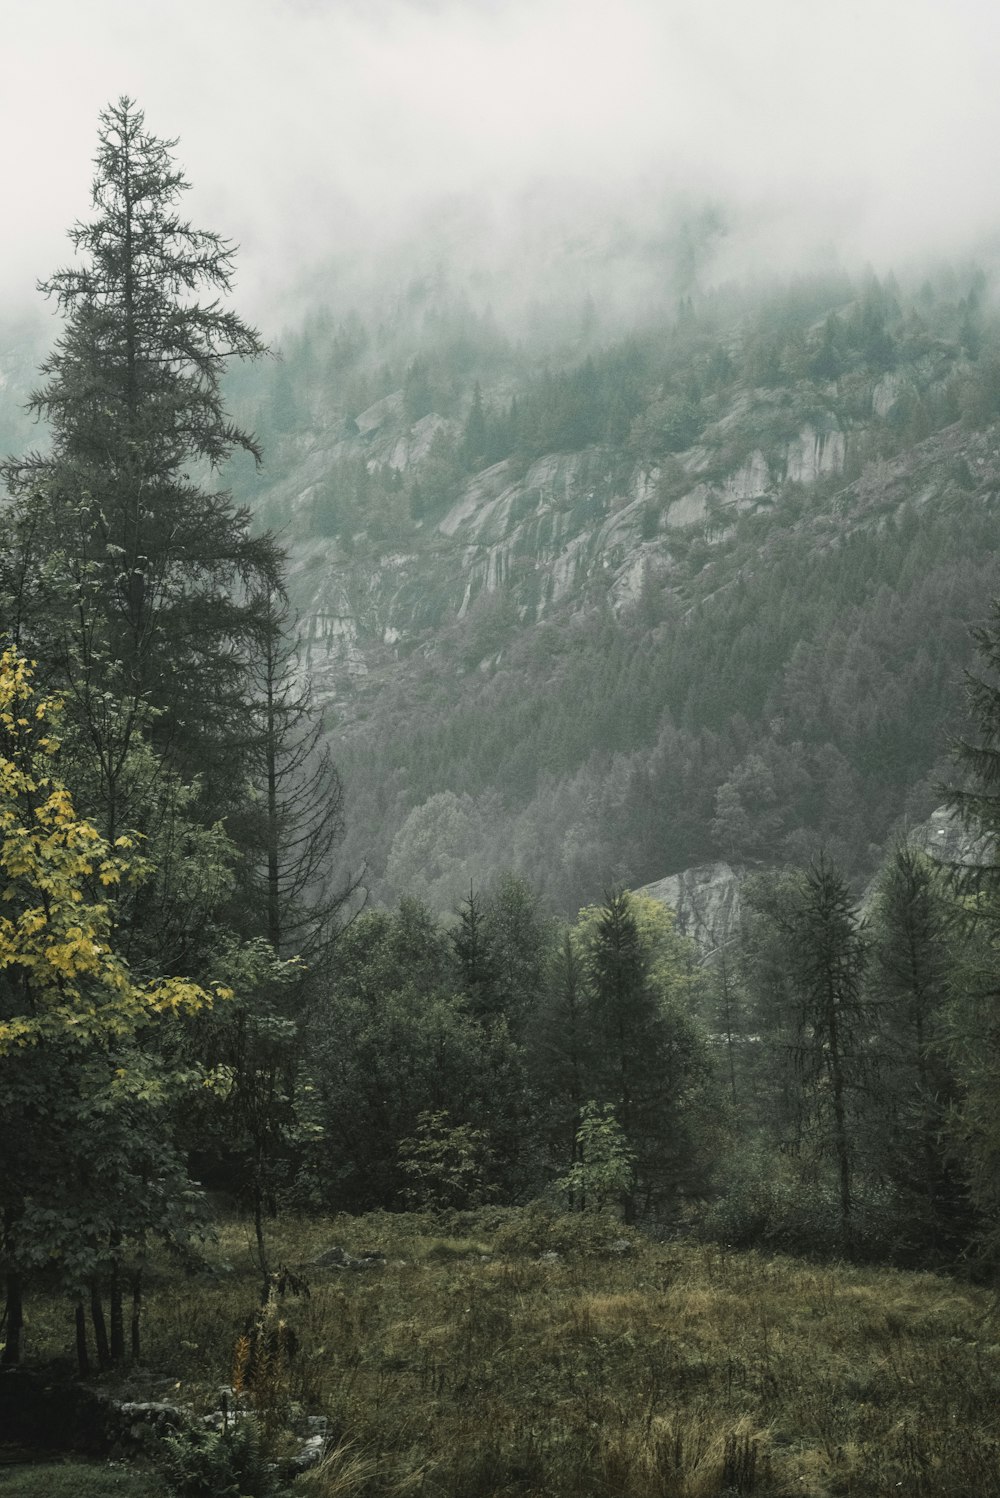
[942,604,1000,1265]
[584,889,709,1220]
[867,846,966,1260]
[238,586,358,960]
[947,600,1000,891]
[1,96,284,840]
[782,858,868,1251]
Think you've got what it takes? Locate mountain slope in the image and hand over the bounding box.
[221,265,1000,912]
[5,261,999,914]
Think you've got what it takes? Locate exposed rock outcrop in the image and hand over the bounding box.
[639,808,988,960]
[908,803,986,866]
[638,861,744,958]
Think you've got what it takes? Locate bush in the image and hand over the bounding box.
[158,1419,278,1498]
[491,1202,644,1259]
[696,1147,916,1263]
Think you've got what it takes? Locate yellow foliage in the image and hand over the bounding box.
[0,649,227,1054]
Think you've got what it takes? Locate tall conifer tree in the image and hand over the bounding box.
[1,97,284,839]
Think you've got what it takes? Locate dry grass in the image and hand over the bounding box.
[17,1209,1000,1496]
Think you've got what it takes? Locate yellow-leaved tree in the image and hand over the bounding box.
[0,648,230,1054]
[0,649,231,1368]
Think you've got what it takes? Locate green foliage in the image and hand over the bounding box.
[736,859,871,1252]
[0,1465,168,1497]
[20,1208,1000,1498]
[384,791,496,912]
[525,892,718,1216]
[159,1418,278,1498]
[864,847,967,1260]
[398,1109,494,1212]
[554,1100,635,1212]
[0,96,283,841]
[697,1143,905,1261]
[306,901,524,1211]
[941,604,1000,1268]
[0,653,230,1353]
[337,475,1000,911]
[0,651,228,1050]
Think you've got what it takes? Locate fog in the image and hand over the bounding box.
[5,0,1000,322]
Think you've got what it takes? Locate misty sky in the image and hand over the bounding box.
[6,0,1000,320]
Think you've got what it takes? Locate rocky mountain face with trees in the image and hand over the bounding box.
[193,259,1000,915]
[7,100,1000,1424]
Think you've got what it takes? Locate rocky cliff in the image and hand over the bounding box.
[639,806,987,960]
[5,267,1000,914]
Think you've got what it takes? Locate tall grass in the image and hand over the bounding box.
[16,1208,1000,1497]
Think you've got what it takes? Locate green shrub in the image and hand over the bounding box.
[158,1418,278,1498]
[492,1202,643,1259]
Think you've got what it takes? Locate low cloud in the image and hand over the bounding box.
[5,0,1000,322]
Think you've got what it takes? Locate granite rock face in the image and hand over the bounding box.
[638,807,988,960]
[251,382,863,716]
[638,861,744,958]
[908,804,986,866]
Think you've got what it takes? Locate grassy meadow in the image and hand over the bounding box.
[7,1208,1000,1498]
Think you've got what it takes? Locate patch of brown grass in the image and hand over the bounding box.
[17,1209,1000,1497]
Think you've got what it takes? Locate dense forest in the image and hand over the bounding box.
[199,237,1000,917]
[6,95,1000,1498]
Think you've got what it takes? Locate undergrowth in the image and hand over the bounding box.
[13,1206,1000,1497]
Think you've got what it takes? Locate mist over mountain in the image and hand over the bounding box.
[191,235,997,916]
[5,0,1000,920]
[5,0,1000,321]
[9,17,1000,1443]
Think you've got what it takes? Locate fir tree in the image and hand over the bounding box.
[1,97,283,839]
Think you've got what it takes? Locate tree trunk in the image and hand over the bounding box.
[109,1244,125,1363]
[75,1301,91,1377]
[826,977,854,1255]
[254,1175,270,1305]
[2,1273,24,1365]
[130,1273,142,1363]
[90,1283,111,1370]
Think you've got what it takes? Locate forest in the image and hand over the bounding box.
[4,98,1000,1498]
[213,225,1000,918]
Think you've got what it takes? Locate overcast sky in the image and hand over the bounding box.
[5,0,1000,321]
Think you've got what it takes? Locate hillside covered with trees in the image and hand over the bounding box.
[204,244,1000,916]
[5,95,1000,1498]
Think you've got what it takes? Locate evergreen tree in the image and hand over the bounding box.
[238,587,356,960]
[480,872,549,1040]
[782,859,868,1250]
[867,845,966,1259]
[461,381,488,469]
[947,600,1000,889]
[582,890,711,1220]
[0,96,283,840]
[527,930,589,1181]
[943,603,1000,1265]
[453,885,496,1020]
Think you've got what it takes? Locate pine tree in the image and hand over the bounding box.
[867,845,966,1259]
[784,858,868,1250]
[583,890,710,1220]
[461,381,487,469]
[453,886,497,1022]
[1,97,284,840]
[947,600,1000,891]
[942,604,1000,1265]
[239,587,357,960]
[527,930,590,1188]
